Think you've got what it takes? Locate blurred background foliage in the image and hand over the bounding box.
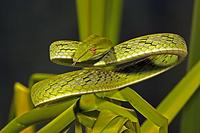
[0,0,194,133]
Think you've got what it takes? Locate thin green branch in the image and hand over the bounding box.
[91,110,119,133]
[181,0,200,132]
[38,101,78,133]
[105,0,123,44]
[75,120,82,133]
[76,0,91,40]
[1,99,77,133]
[187,0,200,69]
[141,61,200,133]
[76,0,123,44]
[91,0,106,36]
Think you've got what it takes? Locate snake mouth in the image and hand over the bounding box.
[72,49,89,64]
[72,56,84,65]
[72,55,84,66]
[72,61,77,66]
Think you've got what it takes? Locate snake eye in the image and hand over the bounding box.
[89,47,97,55]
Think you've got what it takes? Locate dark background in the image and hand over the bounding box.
[0,0,194,132]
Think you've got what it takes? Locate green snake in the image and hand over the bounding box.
[31,33,187,106]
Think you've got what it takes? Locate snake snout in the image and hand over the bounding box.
[72,61,77,66]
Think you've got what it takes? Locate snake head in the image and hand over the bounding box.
[73,35,114,63]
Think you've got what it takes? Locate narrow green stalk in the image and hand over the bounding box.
[105,0,123,44]
[91,110,119,133]
[1,99,77,133]
[181,0,200,132]
[38,101,78,133]
[9,83,32,121]
[76,0,123,44]
[101,116,128,133]
[75,120,82,133]
[141,61,200,133]
[77,113,96,128]
[91,0,106,36]
[76,0,91,40]
[13,83,34,133]
[187,0,200,68]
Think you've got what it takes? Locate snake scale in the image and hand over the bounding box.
[31,33,187,106]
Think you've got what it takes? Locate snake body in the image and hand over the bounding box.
[31,33,187,106]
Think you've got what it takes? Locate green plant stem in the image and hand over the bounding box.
[187,0,200,68]
[141,61,200,133]
[77,113,96,128]
[75,120,82,133]
[76,0,91,40]
[38,101,78,133]
[121,87,168,133]
[101,116,128,133]
[105,0,123,44]
[181,0,200,132]
[91,110,119,133]
[1,99,77,133]
[91,0,106,36]
[76,0,123,44]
